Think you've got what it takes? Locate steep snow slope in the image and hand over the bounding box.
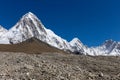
[69,38,97,55]
[70,38,88,54]
[70,38,120,55]
[0,25,9,44]
[90,40,120,56]
[3,12,72,51]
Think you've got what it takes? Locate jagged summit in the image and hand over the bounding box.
[70,38,82,46]
[70,38,80,42]
[25,12,34,16]
[103,39,116,46]
[22,12,38,19]
[104,39,114,43]
[0,12,119,55]
[70,38,84,50]
[69,38,88,54]
[0,12,72,51]
[17,12,46,33]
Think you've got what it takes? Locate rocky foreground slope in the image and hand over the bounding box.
[0,52,120,80]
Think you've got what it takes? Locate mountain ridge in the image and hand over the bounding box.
[0,12,120,56]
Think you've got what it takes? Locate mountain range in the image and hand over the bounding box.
[0,12,120,56]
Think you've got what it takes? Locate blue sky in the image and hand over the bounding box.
[0,0,120,46]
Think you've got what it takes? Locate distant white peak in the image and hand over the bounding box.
[103,39,116,45]
[27,12,34,15]
[21,12,38,21]
[21,12,40,21]
[70,38,83,46]
[16,12,46,31]
[70,38,81,43]
[24,12,35,17]
[105,39,114,42]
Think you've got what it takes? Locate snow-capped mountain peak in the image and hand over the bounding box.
[24,12,34,16]
[22,12,39,21]
[69,38,88,54]
[0,12,120,56]
[5,12,48,43]
[0,12,72,51]
[21,12,47,34]
[87,39,120,56]
[70,38,83,46]
[103,39,115,45]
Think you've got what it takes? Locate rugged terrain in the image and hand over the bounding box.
[0,35,119,80]
[0,12,119,80]
[0,38,66,54]
[0,12,120,56]
[0,52,119,80]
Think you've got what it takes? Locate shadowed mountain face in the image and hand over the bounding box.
[0,38,66,54]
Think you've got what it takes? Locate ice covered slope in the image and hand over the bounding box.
[89,40,120,56]
[0,25,9,44]
[3,12,72,51]
[70,38,88,54]
[70,38,120,56]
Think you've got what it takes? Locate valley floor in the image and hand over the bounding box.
[0,52,120,80]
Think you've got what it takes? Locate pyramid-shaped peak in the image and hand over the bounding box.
[72,38,80,41]
[70,37,83,46]
[100,39,117,48]
[10,11,46,34]
[26,12,36,16]
[70,38,81,43]
[22,12,39,20]
[104,39,116,44]
[28,12,34,15]
[25,12,35,16]
[105,39,114,42]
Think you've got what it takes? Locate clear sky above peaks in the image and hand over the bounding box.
[0,0,120,46]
